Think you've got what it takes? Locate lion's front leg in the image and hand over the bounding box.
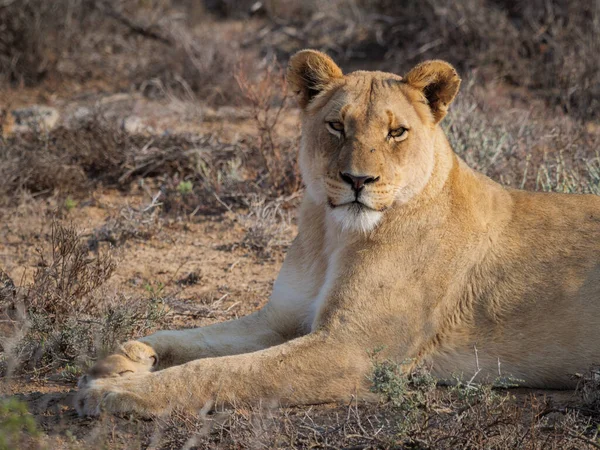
[76,331,371,417]
[79,305,295,389]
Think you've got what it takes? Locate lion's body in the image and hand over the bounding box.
[76,52,600,416]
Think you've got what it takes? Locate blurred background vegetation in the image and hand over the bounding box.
[1,0,598,116]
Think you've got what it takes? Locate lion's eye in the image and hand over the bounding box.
[327,121,344,133]
[388,127,407,139]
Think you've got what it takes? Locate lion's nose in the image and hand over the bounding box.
[340,172,380,193]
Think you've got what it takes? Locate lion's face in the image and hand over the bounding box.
[288,51,460,233]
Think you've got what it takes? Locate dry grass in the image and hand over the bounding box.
[0,108,299,213]
[0,220,167,378]
[444,78,600,194]
[238,195,294,259]
[29,363,599,449]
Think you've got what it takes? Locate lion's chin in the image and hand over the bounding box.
[329,203,383,234]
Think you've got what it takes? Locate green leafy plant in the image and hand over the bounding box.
[177,180,193,195]
[0,398,39,450]
[64,196,77,211]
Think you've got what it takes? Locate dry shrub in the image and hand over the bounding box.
[499,0,600,119]
[142,23,242,105]
[0,0,92,85]
[0,119,129,201]
[0,0,247,104]
[444,77,600,193]
[27,221,116,318]
[0,112,296,216]
[3,0,597,117]
[235,60,301,197]
[89,193,163,250]
[0,118,234,205]
[0,220,167,376]
[155,142,247,216]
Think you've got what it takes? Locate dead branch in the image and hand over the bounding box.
[95,1,172,46]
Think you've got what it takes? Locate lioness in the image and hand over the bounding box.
[76,50,600,416]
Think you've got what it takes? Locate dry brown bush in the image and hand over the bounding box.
[3,0,597,118]
[142,24,242,105]
[0,0,246,103]
[0,0,93,85]
[0,118,235,204]
[235,60,301,197]
[0,220,167,376]
[1,103,300,215]
[0,119,129,200]
[27,220,116,318]
[444,77,600,194]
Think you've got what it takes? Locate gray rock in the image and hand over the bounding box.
[122,116,155,134]
[11,105,60,133]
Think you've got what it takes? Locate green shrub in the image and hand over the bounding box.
[0,398,39,450]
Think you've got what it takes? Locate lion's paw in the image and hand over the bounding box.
[78,341,158,388]
[75,379,152,417]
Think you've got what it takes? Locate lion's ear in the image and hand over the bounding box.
[287,50,343,109]
[403,60,461,124]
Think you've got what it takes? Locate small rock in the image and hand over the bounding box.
[10,105,60,134]
[71,106,92,122]
[122,116,155,134]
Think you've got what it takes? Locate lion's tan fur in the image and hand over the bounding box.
[76,51,600,417]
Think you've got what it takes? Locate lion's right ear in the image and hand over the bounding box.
[403,60,461,124]
[287,50,343,109]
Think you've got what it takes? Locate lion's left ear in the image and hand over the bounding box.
[403,60,461,124]
[287,50,343,109]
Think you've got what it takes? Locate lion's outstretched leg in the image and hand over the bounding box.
[80,304,299,385]
[76,331,371,416]
[82,243,320,382]
[138,307,294,368]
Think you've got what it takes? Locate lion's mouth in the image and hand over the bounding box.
[327,199,374,211]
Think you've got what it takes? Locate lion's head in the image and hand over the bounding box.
[287,50,461,233]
